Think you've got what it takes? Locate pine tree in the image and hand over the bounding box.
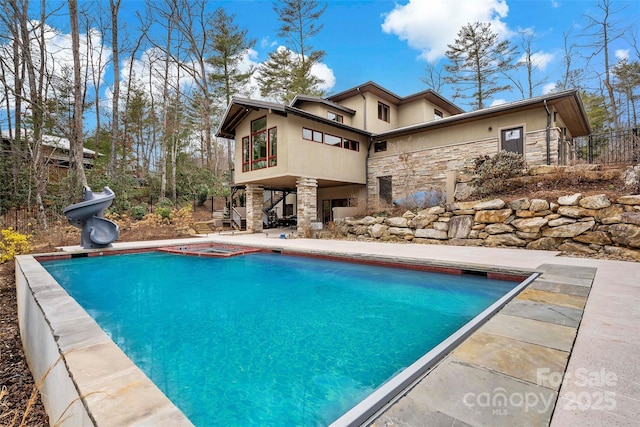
[445,22,517,110]
[207,7,256,105]
[257,0,327,103]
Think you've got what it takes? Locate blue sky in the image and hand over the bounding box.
[213,0,639,106]
[3,0,639,124]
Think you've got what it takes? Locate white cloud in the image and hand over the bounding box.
[550,0,560,8]
[311,62,336,91]
[518,51,555,71]
[615,49,629,61]
[0,21,111,120]
[381,0,511,62]
[542,82,557,94]
[490,98,507,106]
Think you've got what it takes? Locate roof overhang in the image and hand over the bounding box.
[290,94,357,115]
[374,90,591,140]
[217,98,286,139]
[327,81,464,115]
[217,97,372,139]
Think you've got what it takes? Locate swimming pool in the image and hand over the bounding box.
[40,250,525,426]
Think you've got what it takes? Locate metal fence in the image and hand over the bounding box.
[566,128,640,165]
[0,206,64,232]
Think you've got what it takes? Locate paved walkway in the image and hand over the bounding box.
[194,232,640,426]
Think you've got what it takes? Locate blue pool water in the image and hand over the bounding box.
[42,252,517,426]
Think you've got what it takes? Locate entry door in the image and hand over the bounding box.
[501,127,524,154]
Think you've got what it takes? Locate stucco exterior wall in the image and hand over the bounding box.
[233,110,367,186]
[397,99,444,127]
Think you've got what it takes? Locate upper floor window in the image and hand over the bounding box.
[302,127,359,152]
[378,102,390,122]
[325,134,342,147]
[344,139,359,151]
[328,111,343,123]
[242,137,250,172]
[246,116,277,171]
[374,141,387,152]
[303,128,323,143]
[434,109,443,120]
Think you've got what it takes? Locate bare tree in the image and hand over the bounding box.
[122,13,150,176]
[420,61,445,93]
[82,2,110,151]
[171,0,215,169]
[582,0,628,128]
[109,0,121,179]
[513,30,547,99]
[554,29,585,92]
[67,0,88,189]
[9,0,52,227]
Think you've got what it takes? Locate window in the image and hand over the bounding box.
[434,109,443,120]
[303,128,358,151]
[268,127,277,167]
[251,117,267,170]
[242,117,277,172]
[303,127,323,143]
[242,137,250,172]
[328,111,343,123]
[379,176,392,205]
[325,134,342,147]
[374,141,387,152]
[344,139,359,151]
[378,102,390,122]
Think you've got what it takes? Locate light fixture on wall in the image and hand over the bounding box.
[488,126,493,132]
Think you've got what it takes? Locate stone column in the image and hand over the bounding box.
[245,184,264,233]
[296,177,318,236]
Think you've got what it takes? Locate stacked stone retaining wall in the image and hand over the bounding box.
[334,193,640,261]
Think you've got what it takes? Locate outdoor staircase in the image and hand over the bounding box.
[192,221,216,234]
[263,191,286,213]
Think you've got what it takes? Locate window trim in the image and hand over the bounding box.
[378,102,390,122]
[324,133,342,148]
[243,116,277,171]
[328,111,343,123]
[374,141,387,153]
[268,126,277,167]
[242,136,250,172]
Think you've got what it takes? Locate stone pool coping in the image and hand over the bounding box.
[16,235,639,425]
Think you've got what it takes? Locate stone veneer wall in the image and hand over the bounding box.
[367,128,561,208]
[296,177,318,235]
[335,193,640,261]
[245,184,264,233]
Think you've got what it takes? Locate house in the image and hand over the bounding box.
[217,81,591,234]
[1,130,98,169]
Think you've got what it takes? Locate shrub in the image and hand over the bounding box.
[196,185,209,206]
[471,151,527,197]
[156,206,172,221]
[0,227,31,263]
[171,205,193,228]
[129,205,147,220]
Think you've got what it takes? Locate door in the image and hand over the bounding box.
[501,127,523,154]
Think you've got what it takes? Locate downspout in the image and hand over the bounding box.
[357,87,367,131]
[358,87,372,211]
[544,99,551,165]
